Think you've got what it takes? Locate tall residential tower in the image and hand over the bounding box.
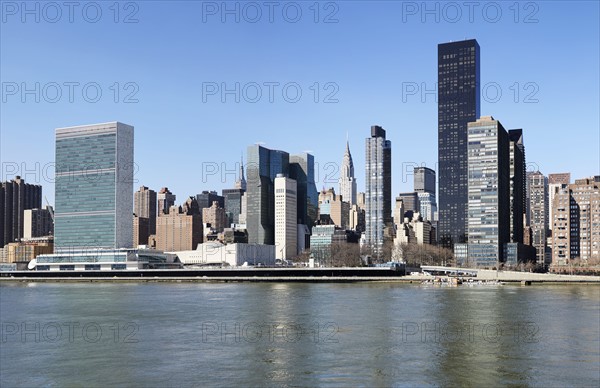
[365,125,392,257]
[134,186,157,235]
[1,176,42,247]
[528,171,549,266]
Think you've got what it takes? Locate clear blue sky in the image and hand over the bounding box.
[1,1,599,206]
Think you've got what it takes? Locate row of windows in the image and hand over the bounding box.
[37,264,127,271]
[38,254,126,263]
[56,134,117,172]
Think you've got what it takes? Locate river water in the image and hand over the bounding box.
[1,282,599,387]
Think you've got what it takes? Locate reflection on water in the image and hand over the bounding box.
[1,282,599,387]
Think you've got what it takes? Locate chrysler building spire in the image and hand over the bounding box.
[339,139,357,205]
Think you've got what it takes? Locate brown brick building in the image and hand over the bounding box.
[156,205,203,252]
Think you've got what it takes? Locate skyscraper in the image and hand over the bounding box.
[274,174,297,260]
[1,176,42,247]
[438,39,480,248]
[528,171,549,266]
[134,186,157,236]
[467,116,510,267]
[365,125,392,257]
[246,145,289,245]
[222,188,244,226]
[414,167,436,194]
[289,152,318,230]
[54,122,134,250]
[339,141,357,205]
[508,129,526,243]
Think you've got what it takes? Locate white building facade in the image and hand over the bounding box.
[174,242,275,267]
[275,175,297,260]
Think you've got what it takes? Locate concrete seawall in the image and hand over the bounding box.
[1,268,598,283]
[0,267,405,282]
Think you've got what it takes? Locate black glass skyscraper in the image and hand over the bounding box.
[508,129,526,244]
[246,145,289,245]
[438,39,480,248]
[289,153,318,229]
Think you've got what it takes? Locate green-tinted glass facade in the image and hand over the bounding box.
[54,123,133,250]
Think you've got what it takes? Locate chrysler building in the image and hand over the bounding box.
[339,140,357,205]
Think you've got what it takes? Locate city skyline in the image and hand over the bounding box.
[1,4,599,387]
[1,3,598,207]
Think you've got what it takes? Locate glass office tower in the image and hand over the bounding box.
[246,145,289,245]
[438,39,480,248]
[54,122,134,251]
[467,116,510,267]
[290,152,318,230]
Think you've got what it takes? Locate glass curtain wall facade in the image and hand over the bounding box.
[290,153,318,230]
[438,39,480,248]
[54,122,134,251]
[508,129,526,244]
[222,189,244,226]
[246,145,289,245]
[467,117,510,267]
